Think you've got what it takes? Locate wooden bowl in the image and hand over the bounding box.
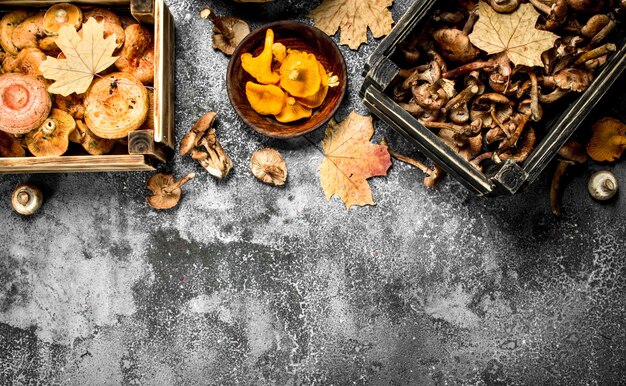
[227,21,347,139]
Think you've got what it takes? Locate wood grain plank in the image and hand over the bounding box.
[0,155,155,174]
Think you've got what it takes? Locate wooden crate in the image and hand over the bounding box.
[0,0,174,173]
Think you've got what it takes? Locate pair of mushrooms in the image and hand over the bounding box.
[242,28,339,123]
[391,0,621,186]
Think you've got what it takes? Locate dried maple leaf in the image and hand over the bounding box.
[40,18,118,96]
[468,2,559,68]
[319,111,392,208]
[308,0,394,50]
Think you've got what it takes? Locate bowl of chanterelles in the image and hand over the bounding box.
[227,21,347,138]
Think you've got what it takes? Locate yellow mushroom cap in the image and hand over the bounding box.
[297,62,329,109]
[275,96,312,123]
[26,108,75,157]
[241,28,280,85]
[43,3,83,36]
[272,42,287,64]
[587,117,626,162]
[245,82,285,116]
[279,51,322,98]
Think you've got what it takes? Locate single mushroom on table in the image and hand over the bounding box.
[146,173,196,210]
[0,73,52,135]
[25,108,75,157]
[199,8,250,56]
[588,170,618,201]
[250,148,288,186]
[12,183,43,216]
[586,117,626,162]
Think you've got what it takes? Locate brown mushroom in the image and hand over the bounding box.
[433,28,478,64]
[470,93,513,129]
[186,112,233,179]
[25,108,75,157]
[0,131,25,157]
[147,173,195,210]
[550,159,575,216]
[70,120,115,155]
[565,0,605,14]
[199,8,250,56]
[0,10,30,55]
[54,93,85,120]
[43,3,83,36]
[581,14,610,38]
[12,183,43,216]
[558,140,588,163]
[528,0,568,30]
[0,73,52,135]
[586,117,626,162]
[2,47,47,76]
[488,0,520,13]
[114,24,154,84]
[180,111,217,156]
[11,12,46,51]
[84,72,149,139]
[250,148,288,186]
[539,68,594,103]
[83,9,125,49]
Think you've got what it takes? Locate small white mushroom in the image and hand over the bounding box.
[12,183,43,215]
[588,170,618,201]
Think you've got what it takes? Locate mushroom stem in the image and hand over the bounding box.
[17,191,31,206]
[420,120,479,136]
[163,173,196,194]
[490,109,510,138]
[463,9,479,35]
[528,0,552,15]
[470,152,494,170]
[424,165,444,188]
[529,72,542,122]
[444,85,479,111]
[498,113,530,151]
[201,8,234,40]
[41,119,56,136]
[540,88,570,103]
[590,17,616,46]
[574,43,616,65]
[380,138,433,175]
[442,60,497,79]
[550,159,575,217]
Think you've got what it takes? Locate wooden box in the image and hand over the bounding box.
[0,0,174,173]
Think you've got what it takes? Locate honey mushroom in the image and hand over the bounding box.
[146,173,196,210]
[25,108,75,157]
[83,72,150,140]
[250,148,288,186]
[199,8,250,56]
[115,24,154,84]
[181,112,233,180]
[0,73,52,135]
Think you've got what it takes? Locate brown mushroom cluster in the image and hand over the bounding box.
[180,112,233,179]
[390,0,624,181]
[0,4,155,158]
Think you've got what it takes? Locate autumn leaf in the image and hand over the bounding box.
[468,2,559,68]
[40,18,118,96]
[308,0,394,50]
[319,111,392,208]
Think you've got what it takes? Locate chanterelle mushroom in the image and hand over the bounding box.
[25,108,75,157]
[146,173,196,210]
[279,50,322,98]
[199,8,250,56]
[245,82,285,115]
[250,148,288,186]
[241,28,280,85]
[587,117,626,162]
[0,73,52,135]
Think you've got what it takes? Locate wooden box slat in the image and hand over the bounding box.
[0,155,155,174]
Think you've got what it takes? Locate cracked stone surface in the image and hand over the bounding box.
[1,1,626,385]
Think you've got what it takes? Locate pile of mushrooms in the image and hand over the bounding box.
[391,0,624,186]
[0,5,155,159]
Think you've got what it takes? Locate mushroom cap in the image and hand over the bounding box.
[587,117,626,162]
[73,120,115,155]
[180,111,217,156]
[272,42,287,64]
[241,28,280,85]
[250,148,288,186]
[558,140,587,163]
[553,68,593,92]
[588,170,618,201]
[0,73,52,135]
[12,183,43,216]
[114,24,152,83]
[245,82,285,116]
[212,16,250,56]
[433,29,477,64]
[11,12,45,51]
[0,131,26,157]
[297,62,329,108]
[5,47,47,76]
[565,0,605,13]
[279,51,322,98]
[0,10,31,55]
[84,72,149,139]
[26,108,75,157]
[43,3,83,36]
[146,173,181,210]
[275,96,312,123]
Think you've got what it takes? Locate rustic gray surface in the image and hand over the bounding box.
[1,1,626,385]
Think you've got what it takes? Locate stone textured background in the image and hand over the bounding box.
[1,0,625,384]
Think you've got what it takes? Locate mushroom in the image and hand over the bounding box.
[2,47,47,76]
[432,28,478,63]
[25,108,75,157]
[550,159,575,216]
[0,73,52,135]
[180,111,216,156]
[69,120,115,155]
[565,0,605,14]
[588,170,618,201]
[84,72,150,139]
[558,139,588,163]
[241,28,280,85]
[574,43,616,65]
[586,117,626,162]
[272,42,287,64]
[188,112,233,180]
[114,24,154,84]
[279,51,322,98]
[0,131,25,157]
[12,183,43,216]
[488,0,520,13]
[83,9,125,49]
[43,3,83,36]
[540,68,594,103]
[250,148,288,186]
[380,138,444,188]
[528,0,568,30]
[275,96,313,123]
[581,14,610,38]
[54,93,85,120]
[0,10,30,55]
[470,93,513,129]
[297,62,330,109]
[199,8,250,56]
[11,12,46,51]
[245,82,285,115]
[146,173,195,210]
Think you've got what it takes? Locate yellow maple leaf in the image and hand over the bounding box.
[468,2,559,68]
[40,18,118,96]
[308,0,394,50]
[319,111,392,208]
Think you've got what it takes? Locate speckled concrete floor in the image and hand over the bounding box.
[1,1,626,385]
